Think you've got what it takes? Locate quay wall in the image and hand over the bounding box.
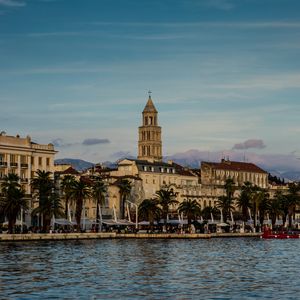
[0,232,261,242]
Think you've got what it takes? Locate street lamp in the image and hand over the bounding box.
[126,200,138,229]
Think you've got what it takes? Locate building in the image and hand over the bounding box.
[138,93,162,162]
[0,132,57,195]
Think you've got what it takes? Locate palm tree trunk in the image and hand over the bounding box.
[76,199,83,231]
[96,199,100,232]
[8,218,15,234]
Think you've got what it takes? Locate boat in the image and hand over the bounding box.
[261,228,300,239]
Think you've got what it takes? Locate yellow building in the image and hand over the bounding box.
[0,132,57,194]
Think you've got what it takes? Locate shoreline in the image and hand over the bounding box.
[0,232,261,242]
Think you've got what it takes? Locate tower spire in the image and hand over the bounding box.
[138,94,162,162]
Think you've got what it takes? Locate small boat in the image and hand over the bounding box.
[261,228,300,239]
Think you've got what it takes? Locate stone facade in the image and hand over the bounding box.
[138,95,162,162]
[0,132,57,195]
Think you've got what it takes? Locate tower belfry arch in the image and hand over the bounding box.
[138,93,162,162]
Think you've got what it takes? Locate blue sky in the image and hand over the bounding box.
[1,0,300,165]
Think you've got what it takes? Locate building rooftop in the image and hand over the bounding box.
[202,160,267,174]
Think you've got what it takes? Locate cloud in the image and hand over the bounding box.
[0,0,26,7]
[233,139,266,150]
[51,138,74,148]
[82,138,110,146]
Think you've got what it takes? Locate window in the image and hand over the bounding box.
[46,158,50,166]
[39,157,42,165]
[31,157,35,165]
[143,166,147,171]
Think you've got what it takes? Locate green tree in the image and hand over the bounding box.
[116,179,132,219]
[0,173,28,233]
[178,199,201,230]
[91,177,107,232]
[236,181,253,222]
[258,190,270,226]
[268,193,283,228]
[286,182,300,228]
[201,206,219,221]
[216,195,235,223]
[138,198,161,231]
[31,170,54,230]
[60,175,76,219]
[32,187,64,226]
[224,178,235,200]
[70,178,91,230]
[155,188,178,228]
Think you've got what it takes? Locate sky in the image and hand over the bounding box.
[0,0,300,166]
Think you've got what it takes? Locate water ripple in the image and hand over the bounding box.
[1,238,300,299]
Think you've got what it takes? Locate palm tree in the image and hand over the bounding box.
[224,178,235,200]
[91,177,107,232]
[138,198,161,231]
[116,179,132,219]
[258,190,270,226]
[237,181,253,222]
[0,173,28,233]
[201,206,220,221]
[268,193,283,228]
[286,182,300,228]
[31,170,54,230]
[155,188,178,228]
[32,188,64,226]
[60,175,76,219]
[250,185,263,229]
[216,195,234,223]
[70,178,91,230]
[178,199,201,230]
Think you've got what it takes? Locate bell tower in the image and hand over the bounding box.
[138,92,162,162]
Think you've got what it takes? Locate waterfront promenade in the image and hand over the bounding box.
[0,232,260,241]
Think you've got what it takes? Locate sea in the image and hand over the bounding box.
[0,238,299,299]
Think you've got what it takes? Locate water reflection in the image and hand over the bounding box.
[1,238,300,299]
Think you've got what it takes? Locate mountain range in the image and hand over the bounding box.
[55,149,300,181]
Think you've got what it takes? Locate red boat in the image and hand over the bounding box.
[261,228,300,239]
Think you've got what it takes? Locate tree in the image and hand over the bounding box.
[0,173,28,233]
[286,182,300,228]
[31,170,54,230]
[138,198,161,231]
[224,178,235,200]
[201,206,219,221]
[91,177,107,232]
[60,175,76,219]
[251,185,264,229]
[178,199,201,230]
[268,193,283,228]
[216,195,234,223]
[236,182,252,222]
[258,190,270,226]
[116,179,132,219]
[70,178,91,230]
[32,188,64,226]
[155,188,178,228]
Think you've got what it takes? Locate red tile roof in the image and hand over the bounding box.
[202,160,267,174]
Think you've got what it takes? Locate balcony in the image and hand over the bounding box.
[0,161,7,167]
[21,163,28,168]
[10,162,18,167]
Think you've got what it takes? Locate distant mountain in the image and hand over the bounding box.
[55,158,94,171]
[281,171,300,182]
[166,149,300,181]
[55,150,300,181]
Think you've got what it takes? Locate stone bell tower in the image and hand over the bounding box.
[138,92,162,162]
